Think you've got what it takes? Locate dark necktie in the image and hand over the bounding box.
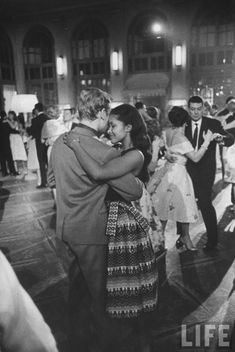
[192,123,198,148]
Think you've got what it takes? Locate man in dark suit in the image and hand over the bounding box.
[48,88,143,352]
[177,95,234,251]
[29,103,49,188]
[0,111,19,176]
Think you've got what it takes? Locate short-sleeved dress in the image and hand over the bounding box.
[10,133,27,162]
[27,137,39,170]
[148,130,199,223]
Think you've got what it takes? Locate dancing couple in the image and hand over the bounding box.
[48,88,163,352]
[148,96,234,252]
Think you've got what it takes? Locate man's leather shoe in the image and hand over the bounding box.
[36,184,47,189]
[11,171,20,176]
[203,243,217,251]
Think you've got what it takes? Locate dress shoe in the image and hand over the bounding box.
[36,184,47,189]
[176,236,197,252]
[11,171,20,176]
[176,237,184,249]
[203,243,217,251]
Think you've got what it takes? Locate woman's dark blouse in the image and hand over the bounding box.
[105,147,145,202]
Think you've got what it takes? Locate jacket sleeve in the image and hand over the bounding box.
[47,148,56,188]
[214,119,234,147]
[28,119,37,139]
[102,147,143,201]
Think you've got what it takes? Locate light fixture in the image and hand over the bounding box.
[10,94,38,114]
[56,55,67,79]
[111,50,119,74]
[175,44,182,68]
[152,23,162,34]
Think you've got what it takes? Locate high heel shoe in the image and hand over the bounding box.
[176,237,184,249]
[185,246,198,252]
[176,236,197,252]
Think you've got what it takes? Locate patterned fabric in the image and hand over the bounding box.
[133,187,165,254]
[149,132,199,223]
[106,201,158,319]
[224,144,235,183]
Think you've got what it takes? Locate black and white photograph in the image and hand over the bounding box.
[0,0,235,351]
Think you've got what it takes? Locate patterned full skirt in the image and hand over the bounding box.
[105,200,159,319]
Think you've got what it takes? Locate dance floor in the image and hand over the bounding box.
[0,171,234,352]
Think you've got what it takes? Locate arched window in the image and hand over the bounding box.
[0,30,15,83]
[127,13,171,73]
[190,7,235,103]
[23,26,57,106]
[72,20,110,93]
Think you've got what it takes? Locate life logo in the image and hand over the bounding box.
[180,323,233,350]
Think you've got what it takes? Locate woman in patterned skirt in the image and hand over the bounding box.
[64,104,164,319]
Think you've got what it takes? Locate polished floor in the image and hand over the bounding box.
[0,171,234,352]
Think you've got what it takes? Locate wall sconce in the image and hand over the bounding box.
[175,44,182,70]
[56,55,67,79]
[111,50,119,75]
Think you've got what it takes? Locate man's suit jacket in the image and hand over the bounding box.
[0,121,17,156]
[29,113,49,144]
[47,126,143,247]
[185,116,234,188]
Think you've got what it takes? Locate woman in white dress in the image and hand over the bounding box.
[7,111,27,174]
[148,106,214,251]
[221,116,235,232]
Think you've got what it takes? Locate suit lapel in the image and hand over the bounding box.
[185,120,192,141]
[198,117,206,148]
[185,117,207,148]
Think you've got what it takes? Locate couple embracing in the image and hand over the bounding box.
[48,88,163,352]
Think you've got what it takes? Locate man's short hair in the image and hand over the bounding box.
[226,96,235,104]
[78,88,112,121]
[188,95,203,107]
[34,102,44,112]
[135,102,144,110]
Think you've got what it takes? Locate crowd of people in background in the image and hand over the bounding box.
[0,103,79,186]
[1,89,235,352]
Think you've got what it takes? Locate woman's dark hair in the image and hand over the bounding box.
[8,110,18,121]
[0,111,7,120]
[168,106,189,127]
[146,106,159,119]
[110,104,152,184]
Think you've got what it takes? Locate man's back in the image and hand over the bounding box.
[31,114,49,141]
[48,125,142,246]
[48,128,113,246]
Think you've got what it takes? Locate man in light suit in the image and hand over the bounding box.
[47,88,143,352]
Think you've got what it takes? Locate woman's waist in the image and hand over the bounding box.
[166,159,187,166]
